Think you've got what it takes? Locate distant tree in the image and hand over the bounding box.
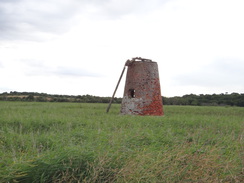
[26,95,35,101]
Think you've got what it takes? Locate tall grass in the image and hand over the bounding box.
[0,101,243,182]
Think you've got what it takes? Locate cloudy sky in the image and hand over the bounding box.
[0,0,243,97]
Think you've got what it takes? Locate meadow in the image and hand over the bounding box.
[0,101,243,182]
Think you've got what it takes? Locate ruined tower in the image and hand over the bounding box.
[120,57,164,116]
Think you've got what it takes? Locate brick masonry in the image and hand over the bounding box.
[121,60,164,116]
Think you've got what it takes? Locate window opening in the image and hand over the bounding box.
[129,89,135,98]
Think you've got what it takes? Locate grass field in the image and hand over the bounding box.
[0,101,243,182]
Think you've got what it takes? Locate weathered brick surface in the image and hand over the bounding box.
[121,61,164,116]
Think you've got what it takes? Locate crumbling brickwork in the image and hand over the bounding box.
[121,59,164,116]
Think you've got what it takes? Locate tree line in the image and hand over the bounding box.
[0,91,243,107]
[0,91,121,103]
[163,93,244,107]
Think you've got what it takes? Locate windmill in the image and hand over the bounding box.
[107,57,163,116]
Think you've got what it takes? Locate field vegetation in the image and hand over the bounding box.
[0,101,243,182]
[1,91,244,107]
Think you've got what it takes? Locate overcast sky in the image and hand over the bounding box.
[0,0,243,97]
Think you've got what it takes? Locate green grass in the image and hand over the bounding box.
[0,101,243,182]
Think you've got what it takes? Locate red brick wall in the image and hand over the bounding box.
[121,61,164,116]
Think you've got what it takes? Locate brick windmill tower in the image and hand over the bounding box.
[107,57,164,116]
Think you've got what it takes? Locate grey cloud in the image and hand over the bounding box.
[212,58,244,76]
[54,66,102,77]
[174,58,244,87]
[0,0,84,40]
[0,0,169,40]
[21,59,53,75]
[22,59,100,77]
